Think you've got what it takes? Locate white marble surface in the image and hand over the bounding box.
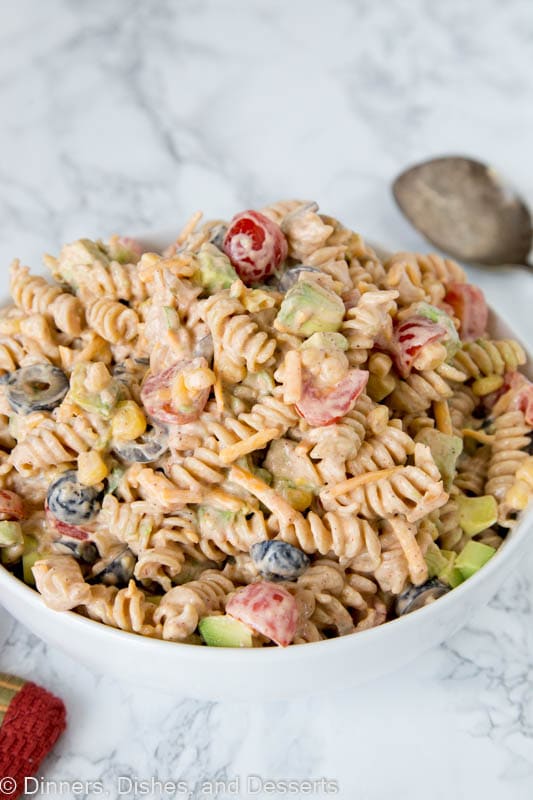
[0,0,533,797]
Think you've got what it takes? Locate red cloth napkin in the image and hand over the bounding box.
[0,673,66,799]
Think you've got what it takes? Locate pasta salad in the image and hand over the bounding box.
[0,201,532,648]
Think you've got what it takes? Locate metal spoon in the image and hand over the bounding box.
[392,156,532,267]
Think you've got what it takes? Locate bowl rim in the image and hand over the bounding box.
[1,230,532,662]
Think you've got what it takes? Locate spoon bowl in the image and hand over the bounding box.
[393,156,532,266]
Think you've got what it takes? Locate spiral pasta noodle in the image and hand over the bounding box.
[278,511,381,561]
[454,339,526,379]
[10,415,108,474]
[86,298,139,344]
[202,291,276,376]
[0,202,530,650]
[486,410,531,512]
[322,444,448,521]
[347,423,415,476]
[82,580,160,636]
[342,290,398,366]
[390,368,462,413]
[32,555,92,611]
[10,261,84,336]
[154,570,234,640]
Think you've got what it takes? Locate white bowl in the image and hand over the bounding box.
[0,231,531,700]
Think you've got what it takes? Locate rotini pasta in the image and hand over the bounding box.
[0,202,530,650]
[10,261,84,336]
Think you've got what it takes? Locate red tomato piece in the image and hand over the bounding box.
[392,316,447,377]
[223,210,288,284]
[444,283,488,341]
[296,368,369,427]
[45,505,89,541]
[226,581,298,647]
[505,372,533,425]
[0,490,25,521]
[140,358,210,425]
[515,384,533,426]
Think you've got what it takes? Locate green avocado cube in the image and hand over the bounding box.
[0,521,23,548]
[444,565,465,588]
[52,238,110,285]
[425,544,465,587]
[275,280,345,337]
[195,243,237,292]
[300,332,348,352]
[199,615,254,647]
[456,494,498,537]
[415,429,462,490]
[424,542,450,578]
[70,363,122,418]
[455,540,496,580]
[436,549,464,587]
[416,302,460,357]
[21,536,42,586]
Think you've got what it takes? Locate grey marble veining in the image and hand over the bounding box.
[0,0,533,797]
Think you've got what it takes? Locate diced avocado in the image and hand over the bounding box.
[23,552,43,586]
[105,236,141,264]
[367,373,395,402]
[199,615,254,647]
[456,494,498,536]
[253,467,273,486]
[52,238,110,284]
[197,506,236,539]
[106,465,125,495]
[265,440,319,487]
[162,306,180,330]
[70,363,122,419]
[275,280,345,337]
[436,549,464,587]
[416,302,460,358]
[0,521,23,548]
[145,595,162,606]
[455,540,496,580]
[300,332,348,352]
[415,429,463,490]
[234,457,272,486]
[424,542,451,578]
[22,536,41,586]
[448,569,465,588]
[273,479,314,512]
[172,560,218,585]
[195,243,237,292]
[425,545,464,587]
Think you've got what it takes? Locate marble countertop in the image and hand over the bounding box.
[1,1,533,798]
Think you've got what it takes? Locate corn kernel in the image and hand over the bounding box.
[275,481,313,512]
[368,352,393,378]
[112,401,147,441]
[472,375,504,396]
[412,342,447,371]
[505,481,531,511]
[433,400,453,436]
[516,457,533,487]
[367,373,395,402]
[185,366,215,393]
[367,405,389,434]
[78,451,108,486]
